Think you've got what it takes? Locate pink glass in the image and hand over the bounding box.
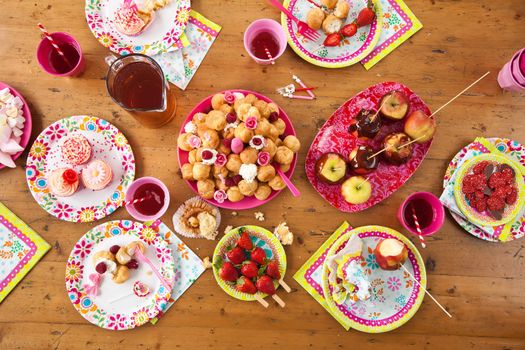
[125,177,170,222]
[244,19,287,65]
[397,192,445,237]
[36,32,85,77]
[497,48,525,92]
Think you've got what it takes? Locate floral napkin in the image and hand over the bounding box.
[149,221,205,324]
[360,0,422,69]
[440,137,525,241]
[293,222,354,330]
[153,10,221,90]
[0,202,50,303]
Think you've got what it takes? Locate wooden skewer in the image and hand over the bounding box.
[371,98,388,120]
[355,176,369,189]
[427,71,490,119]
[279,279,292,293]
[272,294,286,308]
[400,264,452,318]
[255,294,269,308]
[367,135,426,160]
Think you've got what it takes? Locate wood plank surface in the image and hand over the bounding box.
[0,0,524,349]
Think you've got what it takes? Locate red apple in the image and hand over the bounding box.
[404,110,436,143]
[348,145,379,175]
[382,132,413,165]
[379,91,410,120]
[373,238,408,270]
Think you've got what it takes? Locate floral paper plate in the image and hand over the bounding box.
[322,225,426,333]
[65,220,175,330]
[85,0,191,56]
[26,116,135,223]
[281,0,383,68]
[444,138,525,242]
[453,153,525,228]
[212,226,287,301]
[305,82,432,212]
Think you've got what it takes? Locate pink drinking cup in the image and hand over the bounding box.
[497,49,525,92]
[36,32,85,77]
[397,192,445,237]
[511,49,525,85]
[244,19,287,65]
[125,177,170,222]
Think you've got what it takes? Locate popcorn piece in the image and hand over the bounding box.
[202,256,212,269]
[274,222,293,245]
[254,211,265,221]
[223,225,233,234]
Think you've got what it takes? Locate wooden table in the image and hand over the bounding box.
[0,0,524,349]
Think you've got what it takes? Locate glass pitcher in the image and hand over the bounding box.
[105,54,177,128]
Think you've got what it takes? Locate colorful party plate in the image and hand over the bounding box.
[281,0,383,68]
[453,153,525,227]
[322,225,426,333]
[305,81,432,212]
[177,90,298,210]
[85,0,191,56]
[0,82,32,170]
[66,220,175,330]
[212,226,287,301]
[26,115,135,223]
[444,138,525,242]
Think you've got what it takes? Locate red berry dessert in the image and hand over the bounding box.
[461,161,518,220]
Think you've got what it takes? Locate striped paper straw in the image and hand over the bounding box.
[264,46,275,65]
[37,23,68,63]
[123,195,151,207]
[411,204,427,248]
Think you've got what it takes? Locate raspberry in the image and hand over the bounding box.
[269,112,279,123]
[222,138,232,149]
[109,245,121,255]
[473,161,489,174]
[465,174,487,191]
[126,259,139,269]
[95,262,107,274]
[487,196,505,211]
[463,174,476,187]
[233,175,242,184]
[462,184,475,194]
[475,191,485,199]
[474,198,487,212]
[225,177,236,187]
[226,113,237,123]
[506,188,518,205]
[492,187,508,199]
[465,192,476,202]
[488,172,507,189]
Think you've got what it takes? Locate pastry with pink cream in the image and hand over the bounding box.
[47,168,80,197]
[82,160,113,191]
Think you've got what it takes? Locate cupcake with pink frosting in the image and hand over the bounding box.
[81,160,113,191]
[47,168,80,197]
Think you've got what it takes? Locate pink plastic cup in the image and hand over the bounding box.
[497,49,525,92]
[511,49,525,85]
[397,192,445,237]
[125,177,170,222]
[244,19,287,65]
[36,32,85,77]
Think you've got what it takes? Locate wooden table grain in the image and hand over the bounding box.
[0,0,524,349]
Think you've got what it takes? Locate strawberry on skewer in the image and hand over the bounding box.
[257,275,285,307]
[265,260,291,293]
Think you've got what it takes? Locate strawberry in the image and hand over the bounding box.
[226,246,246,265]
[236,276,257,294]
[237,232,253,251]
[340,23,357,37]
[256,275,276,295]
[323,33,341,47]
[218,261,238,282]
[241,261,259,279]
[265,260,281,280]
[356,3,376,27]
[251,247,267,265]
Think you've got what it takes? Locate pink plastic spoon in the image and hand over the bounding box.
[273,164,300,197]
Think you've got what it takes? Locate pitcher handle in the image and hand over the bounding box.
[105,55,118,67]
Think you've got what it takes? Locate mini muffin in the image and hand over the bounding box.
[255,184,272,201]
[269,175,286,191]
[82,160,113,191]
[227,186,244,202]
[211,93,226,110]
[257,165,276,182]
[193,162,211,181]
[275,146,294,165]
[172,197,221,239]
[197,179,215,199]
[181,163,194,180]
[283,135,301,153]
[321,0,338,9]
[333,0,350,19]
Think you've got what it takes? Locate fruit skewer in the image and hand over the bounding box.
[367,135,426,160]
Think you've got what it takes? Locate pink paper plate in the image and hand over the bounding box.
[177,90,297,210]
[0,82,32,170]
[305,82,433,212]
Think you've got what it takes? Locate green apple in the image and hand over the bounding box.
[341,176,372,204]
[315,153,347,184]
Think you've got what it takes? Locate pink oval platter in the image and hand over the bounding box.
[305,82,433,212]
[177,90,298,210]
